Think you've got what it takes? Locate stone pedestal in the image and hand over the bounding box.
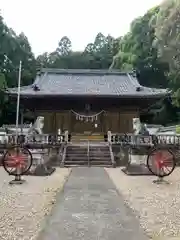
[122,148,153,176]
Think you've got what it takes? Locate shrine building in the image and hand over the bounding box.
[6,68,168,136]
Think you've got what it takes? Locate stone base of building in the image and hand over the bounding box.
[121,163,153,176]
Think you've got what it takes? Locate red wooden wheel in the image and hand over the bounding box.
[2,146,33,176]
[147,148,176,177]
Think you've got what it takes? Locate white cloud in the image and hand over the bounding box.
[1,0,162,56]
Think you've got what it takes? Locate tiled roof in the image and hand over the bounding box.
[6,68,168,98]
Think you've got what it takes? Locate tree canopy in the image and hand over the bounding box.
[153,0,180,105]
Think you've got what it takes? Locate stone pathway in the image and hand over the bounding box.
[38,167,148,240]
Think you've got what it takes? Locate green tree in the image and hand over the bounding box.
[56,36,72,56]
[83,33,120,69]
[154,0,180,105]
[0,14,36,124]
[111,7,168,88]
[37,33,120,70]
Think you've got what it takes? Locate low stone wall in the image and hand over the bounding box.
[26,148,63,176]
[112,144,151,166]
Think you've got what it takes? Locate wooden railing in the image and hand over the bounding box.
[108,142,116,167]
[0,131,71,149]
[60,144,67,167]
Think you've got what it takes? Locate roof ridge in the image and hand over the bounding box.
[34,72,48,86]
[127,73,140,87]
[39,68,132,76]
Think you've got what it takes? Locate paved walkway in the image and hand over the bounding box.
[38,168,148,240]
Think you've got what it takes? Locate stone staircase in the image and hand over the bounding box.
[62,142,115,167]
[89,144,114,167]
[63,144,88,167]
[71,134,104,143]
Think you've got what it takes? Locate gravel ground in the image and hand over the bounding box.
[105,167,180,240]
[0,167,71,240]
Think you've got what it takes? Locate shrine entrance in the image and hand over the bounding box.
[70,110,105,134]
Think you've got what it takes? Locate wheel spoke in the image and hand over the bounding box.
[2,146,33,176]
[147,148,175,177]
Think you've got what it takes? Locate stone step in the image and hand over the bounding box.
[66,150,86,152]
[67,152,88,154]
[64,162,112,167]
[71,139,104,142]
[66,150,87,152]
[89,153,111,156]
[71,135,104,139]
[67,147,87,150]
[66,153,110,156]
[89,151,110,153]
[64,143,113,167]
[89,158,111,161]
[66,153,88,156]
[67,152,110,155]
[90,156,111,158]
[89,148,109,150]
[64,165,112,167]
[67,150,110,153]
[89,146,109,148]
[64,158,109,161]
[66,158,88,160]
[65,161,88,165]
[66,152,88,154]
[65,158,110,161]
[90,151,110,153]
[89,149,109,151]
[89,162,112,166]
[71,138,104,140]
[66,155,111,160]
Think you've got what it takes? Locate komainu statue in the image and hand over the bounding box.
[133,118,149,136]
[131,118,149,165]
[28,116,44,135]
[27,116,45,142]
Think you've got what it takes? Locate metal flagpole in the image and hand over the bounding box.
[9,60,25,185]
[15,60,22,144]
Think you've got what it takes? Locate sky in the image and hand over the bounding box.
[1,0,162,56]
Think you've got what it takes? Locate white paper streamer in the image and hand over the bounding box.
[71,109,105,122]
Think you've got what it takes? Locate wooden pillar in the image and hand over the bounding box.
[101,112,105,133]
[69,110,72,133]
[119,111,139,133]
[52,112,56,134]
[42,112,53,133]
[105,111,110,132]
